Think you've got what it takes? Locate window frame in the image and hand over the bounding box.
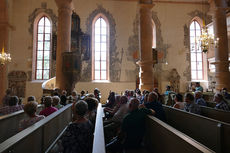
[33,14,52,81]
[190,19,204,81]
[92,14,110,81]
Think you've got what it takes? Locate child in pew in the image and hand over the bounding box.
[19,102,45,131]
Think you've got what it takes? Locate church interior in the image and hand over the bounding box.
[0,0,230,153]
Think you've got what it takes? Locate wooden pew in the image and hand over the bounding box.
[200,106,230,124]
[92,103,106,153]
[0,105,43,143]
[46,103,105,153]
[145,115,214,153]
[0,104,72,153]
[163,105,230,153]
[206,102,216,108]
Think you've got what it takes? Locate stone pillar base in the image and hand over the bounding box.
[213,60,230,91]
[137,60,154,91]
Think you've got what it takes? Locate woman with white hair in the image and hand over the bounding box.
[19,102,45,131]
[61,100,93,153]
[52,96,63,109]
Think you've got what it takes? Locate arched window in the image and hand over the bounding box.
[190,20,203,80]
[35,16,51,80]
[152,20,156,49]
[92,15,109,81]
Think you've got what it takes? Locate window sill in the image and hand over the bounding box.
[191,80,208,83]
[30,80,46,83]
[92,80,111,83]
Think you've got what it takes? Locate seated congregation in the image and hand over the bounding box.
[1,85,230,153]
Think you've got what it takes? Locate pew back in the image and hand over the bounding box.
[145,115,214,153]
[163,105,230,153]
[200,106,230,124]
[0,105,43,143]
[0,104,72,153]
[92,103,105,153]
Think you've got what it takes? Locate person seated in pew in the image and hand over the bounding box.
[104,95,121,118]
[195,82,203,92]
[221,88,230,100]
[194,91,207,106]
[184,93,201,114]
[213,93,230,111]
[39,96,58,117]
[106,98,155,153]
[140,90,149,104]
[164,85,172,96]
[52,96,64,110]
[27,96,36,103]
[104,96,129,143]
[145,92,166,122]
[80,90,86,100]
[2,88,12,106]
[0,96,24,115]
[94,88,101,102]
[154,87,164,104]
[61,100,93,153]
[60,90,67,106]
[84,97,99,125]
[19,102,45,131]
[103,91,116,108]
[173,93,185,110]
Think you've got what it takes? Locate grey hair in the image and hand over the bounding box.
[52,96,60,105]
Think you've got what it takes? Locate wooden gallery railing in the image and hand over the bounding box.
[0,104,72,153]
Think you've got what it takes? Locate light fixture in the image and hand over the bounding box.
[199,27,218,53]
[0,47,11,65]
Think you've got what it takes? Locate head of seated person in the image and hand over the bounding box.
[194,91,203,99]
[74,100,88,119]
[86,93,95,98]
[185,93,194,104]
[115,95,121,105]
[52,96,61,106]
[213,93,223,103]
[27,96,36,103]
[175,93,183,102]
[120,95,128,105]
[84,97,98,112]
[147,92,158,103]
[24,101,38,117]
[129,98,139,112]
[44,96,53,108]
[62,90,67,96]
[9,96,19,106]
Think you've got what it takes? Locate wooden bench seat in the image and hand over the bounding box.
[163,105,230,153]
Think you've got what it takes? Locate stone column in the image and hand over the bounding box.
[209,0,230,90]
[0,0,9,106]
[137,0,154,91]
[55,0,73,91]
